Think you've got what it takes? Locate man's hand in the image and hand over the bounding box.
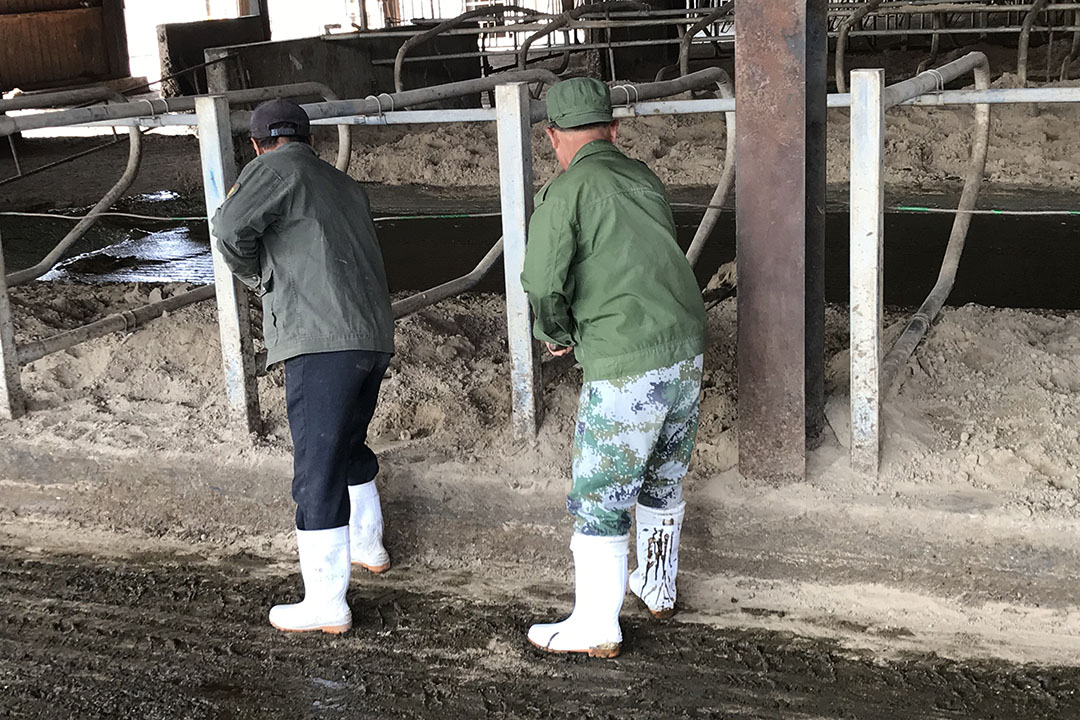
[545,342,573,358]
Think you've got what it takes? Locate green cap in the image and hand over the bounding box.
[546,77,613,129]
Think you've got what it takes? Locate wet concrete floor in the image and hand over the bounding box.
[1,546,1078,720]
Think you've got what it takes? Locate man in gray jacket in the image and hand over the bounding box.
[212,99,395,634]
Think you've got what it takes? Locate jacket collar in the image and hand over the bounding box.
[569,139,619,168]
[270,141,317,157]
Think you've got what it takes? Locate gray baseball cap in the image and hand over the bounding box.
[250,98,310,139]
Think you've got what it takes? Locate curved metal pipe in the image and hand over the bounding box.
[529,67,729,123]
[304,70,560,121]
[392,237,505,319]
[1018,0,1050,85]
[17,286,216,365]
[1060,9,1080,80]
[309,84,353,173]
[685,70,734,268]
[836,0,884,94]
[916,12,944,74]
[5,92,143,288]
[880,55,991,392]
[679,1,733,78]
[394,5,548,93]
[0,86,126,112]
[0,83,352,174]
[390,70,728,319]
[516,0,648,71]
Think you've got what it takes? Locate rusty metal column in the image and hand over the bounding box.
[0,231,25,420]
[197,96,262,435]
[495,82,543,440]
[735,0,827,481]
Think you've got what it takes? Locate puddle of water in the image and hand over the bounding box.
[41,226,213,284]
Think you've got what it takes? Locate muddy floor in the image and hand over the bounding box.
[1,545,1077,720]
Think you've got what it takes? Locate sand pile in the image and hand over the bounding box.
[2,282,1080,524]
[338,74,1080,192]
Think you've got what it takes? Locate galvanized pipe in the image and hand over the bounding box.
[1063,9,1080,80]
[5,91,143,288]
[0,83,353,175]
[389,69,729,320]
[882,50,986,107]
[300,70,560,122]
[392,237,505,319]
[1018,0,1050,84]
[515,0,648,70]
[393,5,548,93]
[1,86,138,185]
[679,1,734,78]
[0,86,128,112]
[836,0,885,93]
[879,53,992,392]
[528,68,730,123]
[0,133,130,187]
[16,286,217,365]
[915,12,944,74]
[685,70,735,268]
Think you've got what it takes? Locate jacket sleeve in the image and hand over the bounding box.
[209,162,290,289]
[520,196,576,347]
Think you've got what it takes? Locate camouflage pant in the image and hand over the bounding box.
[568,354,704,537]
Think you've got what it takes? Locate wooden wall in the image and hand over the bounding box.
[0,0,129,90]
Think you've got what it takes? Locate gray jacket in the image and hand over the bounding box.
[211,142,394,367]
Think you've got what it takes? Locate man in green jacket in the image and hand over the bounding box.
[212,99,395,635]
[521,78,707,658]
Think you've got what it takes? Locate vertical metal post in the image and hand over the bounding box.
[734,0,827,482]
[495,82,542,440]
[197,96,261,435]
[805,0,828,450]
[6,136,21,177]
[849,69,885,476]
[0,231,25,420]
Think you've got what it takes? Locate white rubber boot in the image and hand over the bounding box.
[349,482,391,574]
[269,527,352,634]
[628,502,686,619]
[527,533,629,658]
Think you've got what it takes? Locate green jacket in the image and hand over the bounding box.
[521,140,706,382]
[211,142,394,367]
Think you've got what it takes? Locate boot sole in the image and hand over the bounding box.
[528,638,621,659]
[631,591,677,620]
[352,560,390,574]
[270,621,352,635]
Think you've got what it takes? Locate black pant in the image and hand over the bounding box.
[285,349,391,531]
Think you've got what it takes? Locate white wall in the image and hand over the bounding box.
[125,0,240,82]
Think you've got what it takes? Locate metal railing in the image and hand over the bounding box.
[2,88,144,288]
[0,70,732,440]
[1,82,354,291]
[848,51,991,475]
[341,0,1080,86]
[834,1,1080,88]
[6,48,1071,457]
[845,51,1080,476]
